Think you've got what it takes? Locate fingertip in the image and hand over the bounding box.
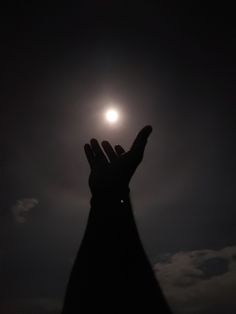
[90,138,97,145]
[143,125,153,136]
[84,143,92,155]
[147,125,153,132]
[114,144,125,155]
[101,140,109,146]
[138,125,153,141]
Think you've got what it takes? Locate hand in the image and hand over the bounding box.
[84,125,152,196]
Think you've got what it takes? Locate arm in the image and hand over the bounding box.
[62,126,172,314]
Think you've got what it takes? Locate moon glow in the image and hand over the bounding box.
[105,108,119,124]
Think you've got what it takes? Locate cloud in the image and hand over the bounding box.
[11,198,39,223]
[154,245,236,314]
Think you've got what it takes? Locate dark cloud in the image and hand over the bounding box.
[154,245,236,313]
[198,257,229,279]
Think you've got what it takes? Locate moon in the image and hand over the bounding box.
[105,108,119,124]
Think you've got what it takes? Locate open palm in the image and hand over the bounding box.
[84,125,152,196]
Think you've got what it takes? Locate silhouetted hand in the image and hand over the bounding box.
[84,125,152,196]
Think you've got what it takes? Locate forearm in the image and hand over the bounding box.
[63,191,172,313]
[77,189,145,258]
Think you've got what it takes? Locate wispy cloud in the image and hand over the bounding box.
[154,245,236,314]
[11,198,39,223]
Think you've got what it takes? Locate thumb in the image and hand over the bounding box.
[130,125,152,157]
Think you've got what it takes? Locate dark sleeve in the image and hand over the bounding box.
[62,191,172,314]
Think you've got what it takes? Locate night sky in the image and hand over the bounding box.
[0,3,235,313]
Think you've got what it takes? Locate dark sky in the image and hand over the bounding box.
[0,3,235,313]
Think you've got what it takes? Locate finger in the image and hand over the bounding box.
[84,144,95,168]
[114,144,126,156]
[101,141,118,162]
[130,125,152,156]
[90,139,108,163]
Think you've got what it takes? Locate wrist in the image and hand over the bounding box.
[90,187,130,207]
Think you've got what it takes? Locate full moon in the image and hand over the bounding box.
[105,108,119,124]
